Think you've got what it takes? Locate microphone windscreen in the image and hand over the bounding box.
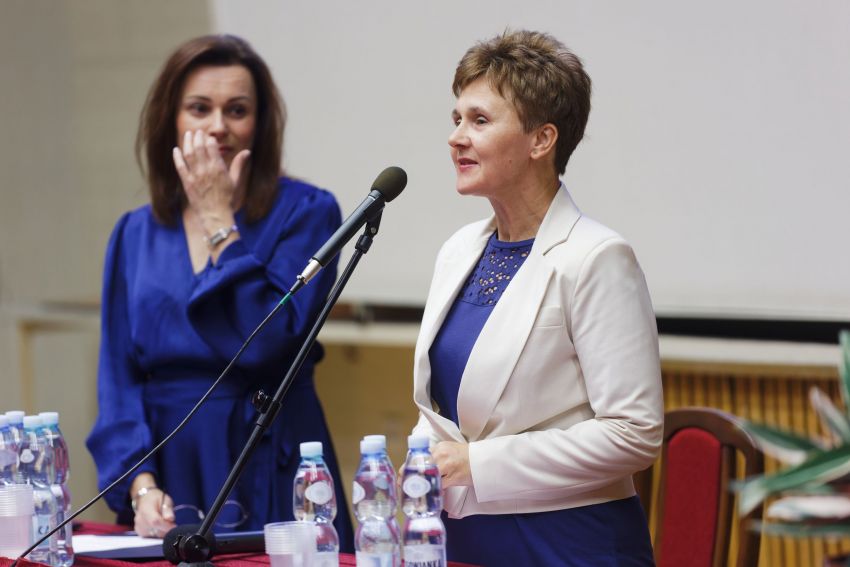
[371,166,407,202]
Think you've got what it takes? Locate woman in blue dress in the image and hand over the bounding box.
[86,35,353,550]
[410,30,663,565]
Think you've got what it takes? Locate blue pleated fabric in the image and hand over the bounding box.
[86,178,354,551]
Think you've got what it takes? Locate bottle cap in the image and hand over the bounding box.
[407,435,430,450]
[0,415,7,427]
[5,411,24,424]
[300,441,323,458]
[23,415,43,429]
[38,412,59,425]
[363,434,387,450]
[360,438,383,455]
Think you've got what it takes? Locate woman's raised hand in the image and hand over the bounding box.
[172,129,251,220]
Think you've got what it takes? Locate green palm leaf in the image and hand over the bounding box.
[840,330,850,415]
[810,387,850,444]
[751,520,850,538]
[739,420,822,465]
[737,444,850,516]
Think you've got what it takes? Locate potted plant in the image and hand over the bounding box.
[737,330,850,539]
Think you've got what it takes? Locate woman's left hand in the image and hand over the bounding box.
[431,441,472,488]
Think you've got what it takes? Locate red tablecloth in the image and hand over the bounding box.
[0,522,477,567]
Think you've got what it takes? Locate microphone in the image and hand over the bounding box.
[292,166,407,292]
[163,525,265,563]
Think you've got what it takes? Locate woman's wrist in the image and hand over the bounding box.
[130,473,159,511]
[131,486,162,512]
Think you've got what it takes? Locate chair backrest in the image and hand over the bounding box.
[647,407,764,567]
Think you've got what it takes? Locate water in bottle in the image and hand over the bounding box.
[292,441,338,566]
[401,435,446,567]
[0,416,19,485]
[20,415,59,566]
[353,437,399,566]
[40,412,73,567]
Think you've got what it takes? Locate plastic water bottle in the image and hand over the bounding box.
[292,441,339,566]
[20,415,58,566]
[5,412,25,481]
[40,412,73,567]
[401,435,446,567]
[0,416,19,485]
[363,434,396,486]
[353,437,399,566]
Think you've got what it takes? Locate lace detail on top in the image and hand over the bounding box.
[460,232,535,306]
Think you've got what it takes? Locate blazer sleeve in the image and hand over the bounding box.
[468,237,664,502]
[86,213,158,515]
[186,187,342,371]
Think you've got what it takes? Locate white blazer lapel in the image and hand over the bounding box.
[456,253,553,441]
[456,186,582,442]
[413,220,494,441]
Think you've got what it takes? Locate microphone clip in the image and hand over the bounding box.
[355,211,383,254]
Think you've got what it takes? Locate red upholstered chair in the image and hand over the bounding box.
[646,407,764,567]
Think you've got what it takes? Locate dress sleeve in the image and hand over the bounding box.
[469,237,664,502]
[186,186,342,371]
[86,213,157,515]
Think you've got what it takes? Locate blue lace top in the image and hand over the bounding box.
[428,231,534,424]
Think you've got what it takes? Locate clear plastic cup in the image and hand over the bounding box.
[0,484,35,558]
[264,521,317,567]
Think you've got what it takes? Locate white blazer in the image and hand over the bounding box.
[412,185,664,518]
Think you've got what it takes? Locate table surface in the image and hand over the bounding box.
[0,521,478,567]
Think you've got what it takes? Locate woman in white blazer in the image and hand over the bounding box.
[410,30,663,566]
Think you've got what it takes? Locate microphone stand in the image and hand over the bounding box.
[167,213,383,567]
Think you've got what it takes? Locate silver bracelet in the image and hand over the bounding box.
[205,224,238,249]
[131,486,161,512]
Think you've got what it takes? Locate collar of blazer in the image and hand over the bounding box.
[414,184,584,443]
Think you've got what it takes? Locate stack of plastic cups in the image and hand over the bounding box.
[0,484,34,559]
[264,521,317,567]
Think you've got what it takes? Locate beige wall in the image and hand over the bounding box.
[0,0,211,523]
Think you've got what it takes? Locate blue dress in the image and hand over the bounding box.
[429,232,654,567]
[86,178,354,551]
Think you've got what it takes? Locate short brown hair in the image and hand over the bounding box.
[453,30,591,175]
[136,34,285,224]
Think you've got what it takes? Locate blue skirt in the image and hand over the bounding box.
[443,496,653,567]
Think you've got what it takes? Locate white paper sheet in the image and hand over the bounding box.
[73,534,162,553]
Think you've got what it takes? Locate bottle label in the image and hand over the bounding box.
[373,475,389,490]
[403,544,446,567]
[0,448,18,468]
[352,481,365,504]
[305,480,333,505]
[402,475,430,498]
[355,551,397,567]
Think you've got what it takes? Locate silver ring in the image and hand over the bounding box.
[149,528,158,538]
